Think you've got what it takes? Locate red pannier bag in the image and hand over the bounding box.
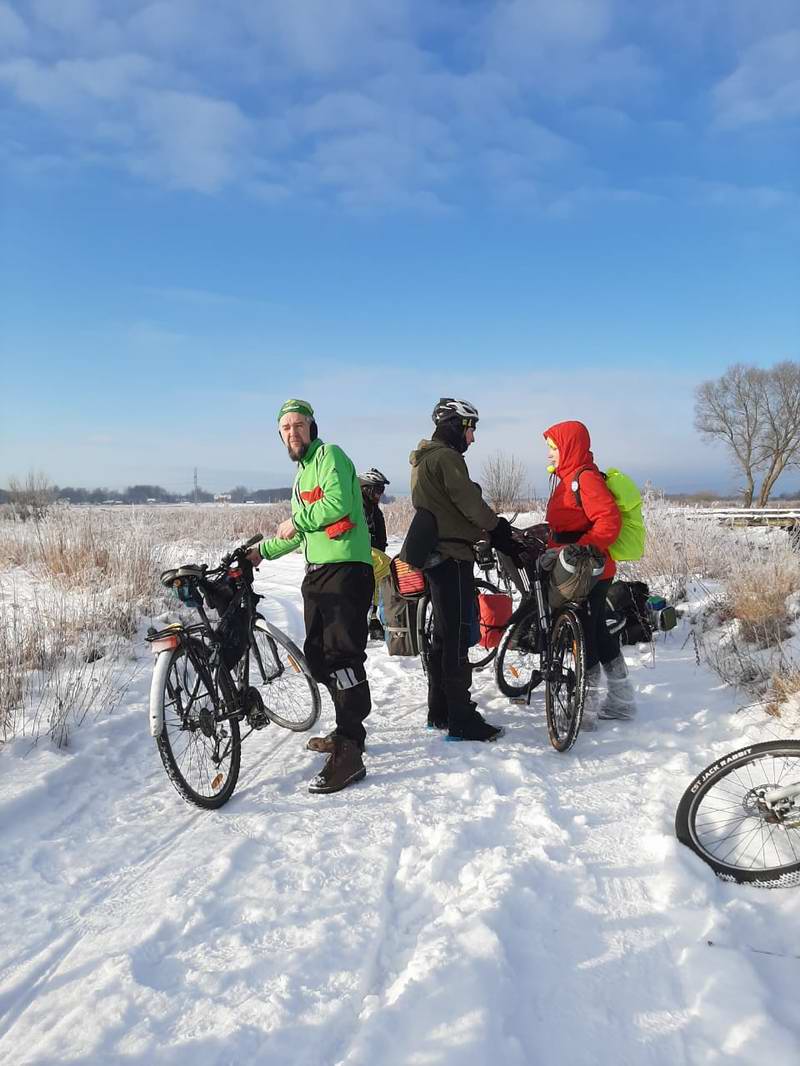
[390,557,427,599]
[478,592,513,649]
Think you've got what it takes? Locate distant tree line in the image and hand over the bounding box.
[695,360,800,507]
[0,474,293,519]
[47,484,294,505]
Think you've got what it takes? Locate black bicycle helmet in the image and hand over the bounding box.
[432,398,479,427]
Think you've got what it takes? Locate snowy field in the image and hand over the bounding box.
[2,546,800,1065]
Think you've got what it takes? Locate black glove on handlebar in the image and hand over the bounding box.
[489,516,516,557]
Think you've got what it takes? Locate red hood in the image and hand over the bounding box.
[544,420,594,478]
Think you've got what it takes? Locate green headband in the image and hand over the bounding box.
[277,398,315,422]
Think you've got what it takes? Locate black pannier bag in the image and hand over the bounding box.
[606,580,652,645]
[379,575,420,656]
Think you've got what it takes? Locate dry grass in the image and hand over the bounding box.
[0,502,292,745]
[766,669,800,717]
[723,540,800,646]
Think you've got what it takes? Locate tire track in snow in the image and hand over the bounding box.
[0,713,307,1050]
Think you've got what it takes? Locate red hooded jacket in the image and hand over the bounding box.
[544,420,621,581]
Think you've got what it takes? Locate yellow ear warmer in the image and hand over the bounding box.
[547,464,556,474]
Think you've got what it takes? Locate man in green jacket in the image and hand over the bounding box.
[248,399,373,794]
[410,398,516,741]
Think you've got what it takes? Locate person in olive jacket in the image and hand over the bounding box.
[409,398,515,742]
[248,399,373,795]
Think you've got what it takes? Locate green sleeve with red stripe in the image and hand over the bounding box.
[291,444,356,535]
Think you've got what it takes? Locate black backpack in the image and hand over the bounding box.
[606,580,652,645]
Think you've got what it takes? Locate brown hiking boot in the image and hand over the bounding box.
[306,731,365,754]
[308,737,366,795]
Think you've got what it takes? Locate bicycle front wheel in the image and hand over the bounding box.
[249,619,321,731]
[495,608,543,698]
[154,644,241,809]
[544,610,585,752]
[675,740,800,887]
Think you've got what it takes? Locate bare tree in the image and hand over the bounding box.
[756,362,800,506]
[7,471,55,522]
[694,364,766,507]
[482,452,526,513]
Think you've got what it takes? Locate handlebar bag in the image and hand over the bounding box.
[542,544,605,609]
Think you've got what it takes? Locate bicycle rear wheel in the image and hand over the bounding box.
[675,740,800,886]
[544,610,585,752]
[154,644,241,809]
[249,619,321,731]
[495,608,543,698]
[418,579,502,672]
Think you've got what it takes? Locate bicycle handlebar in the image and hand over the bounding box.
[219,533,263,569]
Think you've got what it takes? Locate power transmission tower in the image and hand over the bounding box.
[193,467,198,505]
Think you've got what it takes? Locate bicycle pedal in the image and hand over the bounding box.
[247,710,270,730]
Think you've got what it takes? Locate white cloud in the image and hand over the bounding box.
[131,89,251,192]
[0,52,157,112]
[689,179,799,211]
[0,1,796,212]
[0,2,28,51]
[484,0,656,101]
[713,30,800,128]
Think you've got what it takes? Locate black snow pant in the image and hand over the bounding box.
[581,578,620,672]
[425,557,479,733]
[302,561,374,747]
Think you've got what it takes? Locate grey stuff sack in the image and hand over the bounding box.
[541,544,606,609]
[379,576,420,656]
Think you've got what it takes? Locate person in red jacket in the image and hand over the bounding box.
[543,420,637,727]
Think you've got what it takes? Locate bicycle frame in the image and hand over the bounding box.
[148,614,296,738]
[148,537,284,738]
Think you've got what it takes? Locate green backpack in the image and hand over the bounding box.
[572,466,646,562]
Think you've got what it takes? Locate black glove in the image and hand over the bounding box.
[489,516,516,557]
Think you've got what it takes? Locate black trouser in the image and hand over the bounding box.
[582,578,620,672]
[302,562,374,747]
[426,558,478,731]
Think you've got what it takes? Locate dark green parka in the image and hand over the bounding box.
[409,438,498,562]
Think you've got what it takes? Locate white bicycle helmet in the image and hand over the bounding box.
[432,398,479,426]
[358,468,390,488]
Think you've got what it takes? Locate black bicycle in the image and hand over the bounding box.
[494,541,587,752]
[675,740,800,887]
[146,534,320,809]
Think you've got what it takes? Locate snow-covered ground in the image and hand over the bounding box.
[2,547,800,1066]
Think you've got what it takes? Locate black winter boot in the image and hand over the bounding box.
[308,737,367,794]
[447,708,504,743]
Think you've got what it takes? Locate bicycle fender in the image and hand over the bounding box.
[253,617,310,669]
[149,649,174,737]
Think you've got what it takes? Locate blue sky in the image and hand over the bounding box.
[1,1,798,495]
